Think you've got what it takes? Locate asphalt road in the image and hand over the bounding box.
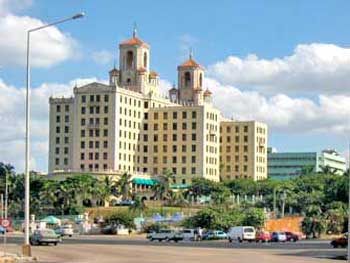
[1,234,346,262]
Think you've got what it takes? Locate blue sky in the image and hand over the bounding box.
[1,0,350,172]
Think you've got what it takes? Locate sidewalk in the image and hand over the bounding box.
[0,251,36,262]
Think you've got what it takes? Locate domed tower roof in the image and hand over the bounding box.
[178,52,204,70]
[119,27,149,48]
[203,88,212,96]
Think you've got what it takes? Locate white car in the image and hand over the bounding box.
[147,229,183,242]
[55,225,74,237]
[227,226,256,243]
[271,232,287,242]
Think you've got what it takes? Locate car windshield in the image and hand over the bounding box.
[42,229,55,235]
[244,228,254,233]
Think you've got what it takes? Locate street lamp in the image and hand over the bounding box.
[24,12,84,256]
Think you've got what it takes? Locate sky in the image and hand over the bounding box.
[1,0,350,172]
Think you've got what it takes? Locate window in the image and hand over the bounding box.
[56,105,61,112]
[81,107,86,114]
[82,95,86,103]
[182,122,187,130]
[90,95,94,102]
[172,134,177,141]
[182,167,186,174]
[95,141,100,148]
[172,156,177,163]
[144,112,148,119]
[163,123,168,130]
[89,129,93,137]
[96,95,100,102]
[55,147,59,154]
[191,156,196,163]
[80,153,85,160]
[172,123,177,130]
[103,129,108,136]
[184,72,191,87]
[199,73,203,87]
[226,126,231,133]
[182,111,187,119]
[244,146,248,152]
[182,156,186,163]
[81,129,85,137]
[191,167,196,174]
[143,134,148,141]
[244,135,248,142]
[154,124,158,130]
[56,116,60,123]
[64,147,69,154]
[182,134,186,141]
[235,126,239,133]
[81,118,85,126]
[89,106,94,114]
[163,156,167,164]
[182,145,186,152]
[163,145,167,152]
[163,112,168,119]
[64,126,69,133]
[89,141,93,149]
[143,52,147,68]
[56,137,60,144]
[192,145,196,152]
[192,111,196,119]
[96,106,100,114]
[65,105,69,112]
[153,145,158,153]
[126,50,133,68]
[192,122,196,129]
[154,134,158,142]
[144,101,148,109]
[89,153,93,160]
[95,152,99,160]
[104,117,108,125]
[65,115,69,123]
[172,145,177,152]
[143,145,148,153]
[104,106,108,114]
[163,134,168,141]
[244,126,248,132]
[95,129,100,137]
[103,152,108,160]
[104,94,109,102]
[173,112,177,119]
[103,141,108,148]
[154,112,158,120]
[56,127,60,133]
[192,134,196,140]
[143,123,148,130]
[55,158,59,165]
[235,136,239,143]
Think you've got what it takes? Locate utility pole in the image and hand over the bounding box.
[273,188,277,218]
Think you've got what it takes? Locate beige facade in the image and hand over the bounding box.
[48,30,267,182]
[220,121,268,181]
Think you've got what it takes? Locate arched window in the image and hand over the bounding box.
[127,78,131,85]
[143,52,148,68]
[184,72,191,87]
[199,73,203,87]
[126,51,133,69]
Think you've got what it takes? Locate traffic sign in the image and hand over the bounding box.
[1,219,10,228]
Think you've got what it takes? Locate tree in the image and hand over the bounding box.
[129,196,147,216]
[95,176,116,206]
[211,185,230,205]
[241,208,265,229]
[190,178,216,202]
[152,169,173,201]
[117,172,133,201]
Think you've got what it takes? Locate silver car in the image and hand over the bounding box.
[30,229,62,246]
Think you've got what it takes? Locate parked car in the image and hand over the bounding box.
[331,234,347,248]
[202,230,227,240]
[147,229,183,242]
[181,229,199,241]
[54,225,74,237]
[30,229,62,246]
[255,231,271,242]
[227,226,256,243]
[285,231,299,242]
[271,232,287,242]
[0,226,6,234]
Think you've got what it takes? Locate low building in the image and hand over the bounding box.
[268,148,346,180]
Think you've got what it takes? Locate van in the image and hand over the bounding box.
[227,226,256,243]
[181,229,199,241]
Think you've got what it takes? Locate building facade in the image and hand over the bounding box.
[267,148,346,180]
[48,30,268,183]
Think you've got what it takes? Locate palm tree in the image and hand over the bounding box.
[129,196,147,216]
[319,165,337,175]
[152,169,173,201]
[117,172,133,201]
[95,176,116,206]
[169,189,188,207]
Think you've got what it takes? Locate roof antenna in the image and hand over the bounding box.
[189,47,193,60]
[133,22,137,38]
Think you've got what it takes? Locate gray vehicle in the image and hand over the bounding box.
[147,229,184,242]
[30,229,62,246]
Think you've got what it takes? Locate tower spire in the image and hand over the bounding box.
[189,47,193,60]
[133,22,137,38]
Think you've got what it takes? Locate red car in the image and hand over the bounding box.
[331,235,347,248]
[285,231,299,242]
[255,231,271,242]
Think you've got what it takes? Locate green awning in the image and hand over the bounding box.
[133,178,158,186]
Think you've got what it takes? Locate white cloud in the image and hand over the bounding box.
[0,77,101,173]
[0,1,78,68]
[92,50,114,65]
[206,77,350,134]
[208,43,350,95]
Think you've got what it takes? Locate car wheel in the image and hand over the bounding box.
[333,244,338,248]
[238,238,242,243]
[229,238,232,243]
[150,238,154,242]
[69,235,72,237]
[54,242,57,246]
[158,239,162,242]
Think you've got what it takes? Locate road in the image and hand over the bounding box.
[1,234,345,262]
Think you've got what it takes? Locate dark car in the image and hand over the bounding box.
[285,231,299,242]
[331,235,347,248]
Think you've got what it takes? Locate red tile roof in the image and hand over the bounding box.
[149,71,159,77]
[120,36,148,46]
[178,58,203,69]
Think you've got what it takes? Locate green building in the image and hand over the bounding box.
[268,148,346,180]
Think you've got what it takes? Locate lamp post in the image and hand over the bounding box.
[24,12,84,256]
